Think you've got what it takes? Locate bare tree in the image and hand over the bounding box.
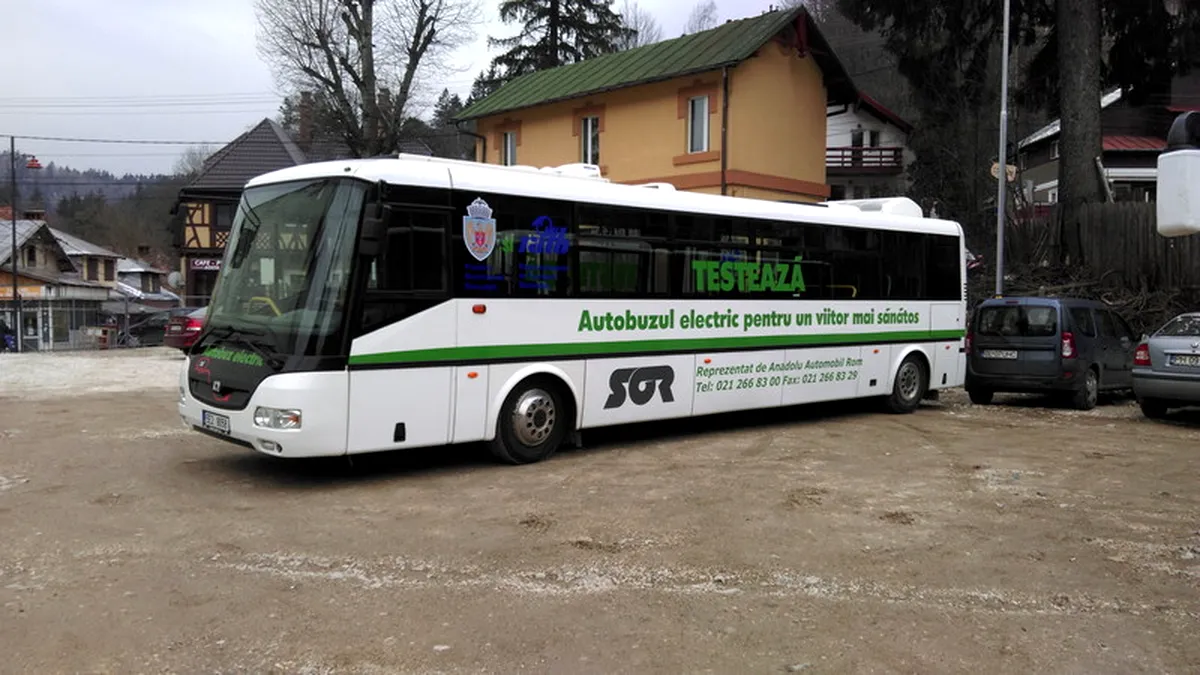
[172,145,216,178]
[615,0,663,49]
[254,0,480,157]
[777,0,835,19]
[684,0,718,34]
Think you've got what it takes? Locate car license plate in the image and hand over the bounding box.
[202,410,230,435]
[168,325,181,333]
[1169,353,1200,367]
[981,349,1018,360]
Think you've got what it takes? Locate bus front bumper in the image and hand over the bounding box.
[177,370,349,458]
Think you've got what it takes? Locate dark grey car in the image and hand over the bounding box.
[1132,312,1200,418]
[965,297,1138,410]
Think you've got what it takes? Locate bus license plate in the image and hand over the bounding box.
[1169,354,1200,367]
[981,349,1018,360]
[202,410,230,435]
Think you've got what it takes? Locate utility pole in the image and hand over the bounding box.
[994,0,1012,297]
[8,135,19,352]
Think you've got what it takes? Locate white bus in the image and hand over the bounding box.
[178,155,967,464]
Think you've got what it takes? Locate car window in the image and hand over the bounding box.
[1069,307,1096,337]
[976,305,1058,337]
[1113,313,1136,341]
[1096,310,1119,338]
[1155,315,1200,337]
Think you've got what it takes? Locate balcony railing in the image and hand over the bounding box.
[826,146,904,173]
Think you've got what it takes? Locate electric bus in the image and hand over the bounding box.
[178,155,967,464]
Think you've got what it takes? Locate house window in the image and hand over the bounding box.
[581,116,600,165]
[501,131,517,166]
[1047,188,1059,204]
[688,96,709,153]
[103,259,115,281]
[1050,141,1059,159]
[24,247,35,267]
[86,258,99,280]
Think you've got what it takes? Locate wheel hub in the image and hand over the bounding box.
[898,363,921,400]
[511,388,556,447]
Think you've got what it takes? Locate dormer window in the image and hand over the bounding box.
[24,247,35,267]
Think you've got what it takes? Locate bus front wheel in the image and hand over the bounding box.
[885,353,928,414]
[489,378,569,465]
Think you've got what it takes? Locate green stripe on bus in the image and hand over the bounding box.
[348,329,966,366]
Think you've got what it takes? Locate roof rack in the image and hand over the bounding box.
[823,197,924,219]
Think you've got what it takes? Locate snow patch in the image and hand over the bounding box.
[0,348,184,400]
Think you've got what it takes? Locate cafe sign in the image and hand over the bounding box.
[191,258,222,271]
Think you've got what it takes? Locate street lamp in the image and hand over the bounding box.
[8,136,42,353]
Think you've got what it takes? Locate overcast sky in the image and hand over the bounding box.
[2,0,784,176]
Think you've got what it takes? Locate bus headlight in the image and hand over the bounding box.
[254,407,302,430]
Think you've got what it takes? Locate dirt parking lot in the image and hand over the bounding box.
[1,349,1198,674]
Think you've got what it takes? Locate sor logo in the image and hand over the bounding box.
[604,366,676,409]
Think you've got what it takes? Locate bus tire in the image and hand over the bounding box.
[488,378,569,465]
[885,353,927,414]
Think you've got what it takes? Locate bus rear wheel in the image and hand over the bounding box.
[885,353,928,414]
[489,379,569,465]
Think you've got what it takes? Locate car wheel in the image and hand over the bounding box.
[1139,397,1169,419]
[968,388,994,405]
[488,378,569,465]
[1071,369,1099,411]
[885,354,928,414]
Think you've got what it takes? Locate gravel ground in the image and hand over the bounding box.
[1,349,1198,674]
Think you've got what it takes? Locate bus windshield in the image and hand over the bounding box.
[201,177,367,359]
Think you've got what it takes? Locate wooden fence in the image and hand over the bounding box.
[1005,202,1200,291]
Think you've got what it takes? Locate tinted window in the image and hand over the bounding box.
[1069,307,1096,337]
[1156,315,1200,337]
[438,192,961,302]
[977,305,1058,337]
[1096,310,1118,338]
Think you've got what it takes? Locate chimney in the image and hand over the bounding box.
[298,91,314,152]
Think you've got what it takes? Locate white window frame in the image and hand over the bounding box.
[501,131,517,166]
[581,116,600,165]
[1050,140,1059,159]
[687,95,709,153]
[1047,188,1059,204]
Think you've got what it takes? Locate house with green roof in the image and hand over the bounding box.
[454,6,857,203]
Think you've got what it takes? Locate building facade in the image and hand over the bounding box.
[825,93,913,200]
[455,7,858,203]
[1016,72,1200,206]
[175,118,309,306]
[0,219,110,350]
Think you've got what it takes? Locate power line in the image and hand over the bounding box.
[1,130,468,145]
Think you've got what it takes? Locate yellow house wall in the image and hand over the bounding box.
[471,39,832,202]
[726,41,827,193]
[474,72,726,183]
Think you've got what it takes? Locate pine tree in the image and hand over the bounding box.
[467,64,508,104]
[487,0,635,79]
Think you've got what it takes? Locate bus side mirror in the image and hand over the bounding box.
[359,203,392,258]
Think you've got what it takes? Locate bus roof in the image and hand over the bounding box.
[245,155,963,237]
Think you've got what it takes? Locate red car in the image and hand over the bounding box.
[164,307,207,352]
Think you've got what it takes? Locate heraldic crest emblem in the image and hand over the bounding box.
[463,197,496,261]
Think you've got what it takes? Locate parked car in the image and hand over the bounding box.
[163,307,208,352]
[120,306,202,347]
[965,296,1138,410]
[1132,312,1200,418]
